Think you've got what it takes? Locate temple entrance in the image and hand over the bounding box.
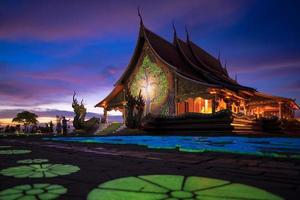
[177,97,212,115]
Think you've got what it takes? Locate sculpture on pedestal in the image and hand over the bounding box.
[72,92,100,133]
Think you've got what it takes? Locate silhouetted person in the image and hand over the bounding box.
[62,116,68,135]
[56,115,62,134]
[49,121,54,133]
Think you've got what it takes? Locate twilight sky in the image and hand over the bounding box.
[0,0,300,119]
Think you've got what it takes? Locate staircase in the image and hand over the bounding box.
[142,111,233,134]
[141,111,280,135]
[231,115,263,134]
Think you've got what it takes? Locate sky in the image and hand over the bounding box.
[0,0,300,121]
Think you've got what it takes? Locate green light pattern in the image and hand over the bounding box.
[0,149,31,155]
[0,183,67,200]
[130,55,168,114]
[1,163,80,178]
[0,146,11,148]
[17,159,49,164]
[87,175,283,200]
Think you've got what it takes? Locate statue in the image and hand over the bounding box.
[72,92,100,133]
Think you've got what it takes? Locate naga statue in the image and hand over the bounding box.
[72,92,100,133]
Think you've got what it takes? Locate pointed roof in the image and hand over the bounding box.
[173,33,255,91]
[115,22,219,87]
[96,22,258,108]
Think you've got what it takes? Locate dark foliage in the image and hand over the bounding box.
[125,88,145,129]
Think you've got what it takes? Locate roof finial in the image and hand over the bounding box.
[224,59,229,75]
[137,6,143,26]
[172,21,177,37]
[218,49,221,60]
[185,25,190,42]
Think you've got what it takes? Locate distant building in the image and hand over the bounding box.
[96,20,299,122]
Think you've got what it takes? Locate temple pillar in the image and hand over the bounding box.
[212,98,216,114]
[225,100,232,111]
[103,108,108,123]
[278,102,283,120]
[174,76,178,116]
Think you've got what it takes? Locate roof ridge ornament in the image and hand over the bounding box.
[172,21,177,37]
[185,25,190,42]
[137,6,144,26]
[224,60,229,76]
[172,21,177,44]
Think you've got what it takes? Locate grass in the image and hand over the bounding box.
[97,122,122,135]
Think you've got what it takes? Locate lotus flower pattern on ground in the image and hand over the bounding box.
[0,146,11,148]
[0,183,67,200]
[0,149,31,155]
[17,159,49,164]
[1,163,80,178]
[87,175,283,200]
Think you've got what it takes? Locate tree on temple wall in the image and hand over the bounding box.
[130,55,168,114]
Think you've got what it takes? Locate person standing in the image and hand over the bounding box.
[49,121,54,133]
[62,116,68,135]
[56,115,62,135]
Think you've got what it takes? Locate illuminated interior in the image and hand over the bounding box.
[216,98,226,111]
[87,175,282,200]
[177,97,212,115]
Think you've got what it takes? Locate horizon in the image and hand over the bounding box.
[1,0,300,122]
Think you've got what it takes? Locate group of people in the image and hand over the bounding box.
[56,115,69,135]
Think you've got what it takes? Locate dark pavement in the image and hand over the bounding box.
[0,138,300,200]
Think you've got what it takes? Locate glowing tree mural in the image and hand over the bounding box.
[130,56,168,114]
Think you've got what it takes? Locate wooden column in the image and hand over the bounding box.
[103,108,108,123]
[174,75,178,116]
[278,102,283,120]
[212,98,216,114]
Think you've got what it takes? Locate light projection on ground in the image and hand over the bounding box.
[1,163,80,178]
[0,183,67,200]
[0,146,11,148]
[46,136,300,159]
[17,159,49,164]
[87,175,282,200]
[130,55,168,114]
[0,149,31,155]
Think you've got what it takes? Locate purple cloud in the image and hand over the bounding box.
[0,0,250,41]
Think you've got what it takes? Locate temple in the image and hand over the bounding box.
[96,20,299,124]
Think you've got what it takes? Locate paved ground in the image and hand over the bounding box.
[1,138,300,199]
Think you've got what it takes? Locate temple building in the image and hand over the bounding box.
[96,20,299,123]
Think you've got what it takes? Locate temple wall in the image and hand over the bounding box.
[126,42,175,116]
[176,76,212,101]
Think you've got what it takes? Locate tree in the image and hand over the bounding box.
[12,111,38,126]
[125,87,145,128]
[130,56,168,114]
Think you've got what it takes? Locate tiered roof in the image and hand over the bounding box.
[116,21,255,91]
[96,21,299,109]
